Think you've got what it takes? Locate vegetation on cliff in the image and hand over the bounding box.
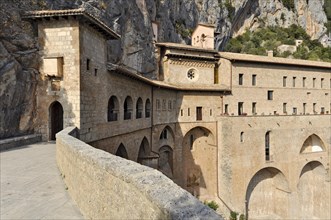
[225,25,331,62]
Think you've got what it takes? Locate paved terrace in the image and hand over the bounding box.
[0,142,84,219]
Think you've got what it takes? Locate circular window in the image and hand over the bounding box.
[187,68,198,81]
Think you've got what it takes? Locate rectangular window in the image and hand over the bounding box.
[162,99,166,110]
[303,103,306,114]
[94,68,98,76]
[321,107,325,114]
[156,99,161,110]
[252,102,256,114]
[239,74,243,85]
[321,78,324,88]
[180,109,183,116]
[168,100,172,110]
[252,74,256,86]
[283,103,287,113]
[225,104,228,114]
[196,107,202,121]
[188,108,190,116]
[283,76,287,87]
[293,77,296,87]
[86,58,90,70]
[313,78,316,88]
[313,103,316,113]
[238,102,244,115]
[293,107,297,114]
[267,90,273,100]
[303,77,306,87]
[210,109,212,116]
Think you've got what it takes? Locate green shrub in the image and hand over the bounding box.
[204,200,219,211]
[230,211,238,220]
[239,214,246,220]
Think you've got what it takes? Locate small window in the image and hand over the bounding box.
[321,78,324,88]
[283,76,287,87]
[283,103,287,113]
[210,109,212,116]
[238,102,244,115]
[252,102,256,114]
[180,109,183,116]
[303,77,306,87]
[160,129,168,140]
[303,103,306,114]
[239,74,243,85]
[293,107,297,114]
[321,107,325,114]
[188,108,190,116]
[156,99,161,110]
[313,78,316,88]
[252,74,256,86]
[313,103,316,113]
[225,104,229,114]
[168,100,172,110]
[267,90,273,100]
[86,58,90,70]
[196,107,202,121]
[293,77,296,87]
[94,68,98,76]
[240,132,244,143]
[162,99,166,110]
[265,131,270,161]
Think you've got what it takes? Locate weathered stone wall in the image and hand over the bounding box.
[217,114,330,218]
[36,19,81,140]
[56,127,221,220]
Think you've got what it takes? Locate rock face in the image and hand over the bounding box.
[0,0,329,138]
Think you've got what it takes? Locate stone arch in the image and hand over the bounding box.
[158,145,173,179]
[159,125,174,140]
[245,167,290,219]
[297,161,330,219]
[182,126,216,198]
[108,96,119,121]
[136,98,143,119]
[123,96,133,120]
[115,143,128,159]
[300,134,325,153]
[137,137,150,164]
[145,99,151,118]
[49,101,63,140]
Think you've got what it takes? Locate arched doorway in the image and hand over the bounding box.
[50,101,63,140]
[158,145,173,179]
[297,161,330,219]
[137,137,150,164]
[115,144,128,159]
[182,126,216,198]
[245,167,290,219]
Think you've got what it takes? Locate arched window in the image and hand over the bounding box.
[49,101,63,140]
[115,144,128,159]
[108,96,119,121]
[124,96,133,120]
[240,132,244,143]
[145,99,151,118]
[265,131,270,161]
[137,137,150,164]
[136,98,143,119]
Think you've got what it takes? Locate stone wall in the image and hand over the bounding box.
[56,127,221,220]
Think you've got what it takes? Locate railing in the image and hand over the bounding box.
[124,112,131,120]
[108,113,118,121]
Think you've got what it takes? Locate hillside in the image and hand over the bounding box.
[0,0,330,138]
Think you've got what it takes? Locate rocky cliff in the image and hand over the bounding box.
[0,0,329,138]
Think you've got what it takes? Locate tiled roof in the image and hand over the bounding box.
[23,9,120,39]
[156,42,218,54]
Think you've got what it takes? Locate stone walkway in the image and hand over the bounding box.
[0,142,84,219]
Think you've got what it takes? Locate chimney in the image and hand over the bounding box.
[267,50,274,57]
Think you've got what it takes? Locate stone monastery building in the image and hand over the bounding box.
[24,9,330,219]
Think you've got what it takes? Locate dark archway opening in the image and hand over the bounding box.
[115,144,128,159]
[50,101,63,140]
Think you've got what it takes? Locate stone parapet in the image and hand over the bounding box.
[56,127,221,220]
[0,134,42,151]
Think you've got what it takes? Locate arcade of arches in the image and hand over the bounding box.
[245,135,329,219]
